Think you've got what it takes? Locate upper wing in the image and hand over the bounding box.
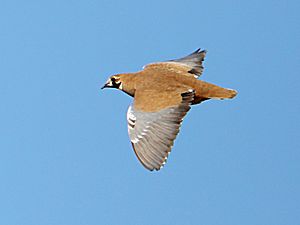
[143,48,207,78]
[127,89,195,171]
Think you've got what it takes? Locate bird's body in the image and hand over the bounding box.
[118,70,236,111]
[102,49,237,171]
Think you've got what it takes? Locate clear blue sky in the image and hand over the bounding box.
[1,0,299,224]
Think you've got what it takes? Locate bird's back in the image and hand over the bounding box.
[135,69,236,105]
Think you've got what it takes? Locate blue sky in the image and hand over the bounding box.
[0,0,299,224]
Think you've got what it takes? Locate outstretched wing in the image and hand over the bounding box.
[143,48,207,78]
[127,89,195,171]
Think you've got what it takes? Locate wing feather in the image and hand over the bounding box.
[143,49,206,78]
[127,90,195,171]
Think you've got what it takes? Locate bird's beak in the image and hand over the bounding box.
[101,83,108,89]
[101,80,112,89]
[101,78,116,90]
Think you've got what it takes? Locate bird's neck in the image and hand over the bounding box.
[118,73,137,97]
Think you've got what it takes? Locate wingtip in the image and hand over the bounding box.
[194,48,207,54]
[194,48,201,53]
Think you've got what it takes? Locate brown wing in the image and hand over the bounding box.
[127,89,195,171]
[143,48,206,78]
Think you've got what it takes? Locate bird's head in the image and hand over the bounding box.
[101,75,123,90]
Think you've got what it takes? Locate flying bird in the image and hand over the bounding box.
[102,49,237,171]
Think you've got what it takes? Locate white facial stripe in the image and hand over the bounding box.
[118,82,123,90]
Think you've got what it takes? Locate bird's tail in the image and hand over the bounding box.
[195,80,237,100]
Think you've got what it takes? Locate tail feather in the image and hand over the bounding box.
[194,80,237,102]
[209,87,237,99]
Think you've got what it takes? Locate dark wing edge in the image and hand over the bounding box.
[168,48,207,78]
[127,90,195,171]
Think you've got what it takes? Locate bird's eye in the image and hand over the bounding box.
[111,77,116,82]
